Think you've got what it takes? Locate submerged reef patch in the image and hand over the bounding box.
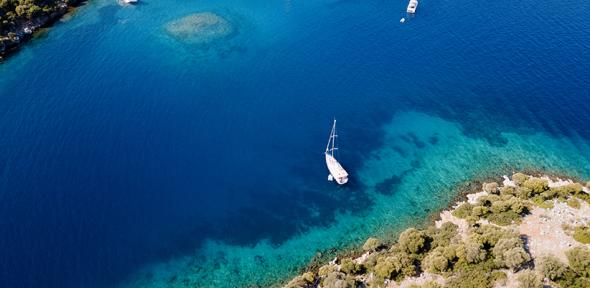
[160,11,247,59]
[165,12,236,46]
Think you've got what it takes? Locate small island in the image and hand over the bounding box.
[0,0,83,60]
[284,173,590,288]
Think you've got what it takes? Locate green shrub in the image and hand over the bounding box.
[537,255,567,281]
[285,271,316,287]
[504,247,531,270]
[426,222,459,251]
[512,173,528,185]
[457,241,486,264]
[322,271,356,288]
[471,205,488,217]
[362,251,380,270]
[541,188,558,199]
[499,186,516,196]
[421,281,443,288]
[516,270,542,288]
[514,187,532,199]
[453,203,473,219]
[522,177,549,195]
[318,264,337,276]
[373,252,419,279]
[566,183,584,194]
[483,182,499,194]
[492,237,530,270]
[558,276,590,288]
[398,228,426,254]
[465,215,480,225]
[423,252,448,273]
[432,222,458,248]
[491,270,507,285]
[471,224,517,248]
[365,276,385,288]
[492,237,523,261]
[284,275,309,288]
[506,197,530,214]
[573,226,590,244]
[531,196,554,209]
[302,271,315,283]
[442,245,458,260]
[550,183,584,199]
[395,253,419,278]
[445,259,496,288]
[490,200,511,214]
[466,195,530,225]
[576,192,590,204]
[339,258,362,274]
[373,256,398,279]
[408,281,443,288]
[487,210,521,226]
[477,195,501,207]
[422,247,453,273]
[373,254,413,280]
[491,236,522,256]
[363,237,382,252]
[566,246,590,277]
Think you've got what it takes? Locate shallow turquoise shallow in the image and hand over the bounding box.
[0,0,589,287]
[121,112,590,287]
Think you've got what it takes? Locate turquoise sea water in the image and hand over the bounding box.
[0,0,589,287]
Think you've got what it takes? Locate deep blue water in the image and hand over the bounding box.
[0,0,589,287]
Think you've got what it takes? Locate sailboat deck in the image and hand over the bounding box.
[325,154,348,178]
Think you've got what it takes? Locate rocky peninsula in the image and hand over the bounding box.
[0,0,84,61]
[284,173,590,288]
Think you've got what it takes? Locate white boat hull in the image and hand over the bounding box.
[407,0,418,13]
[325,153,349,185]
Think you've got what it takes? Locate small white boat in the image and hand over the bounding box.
[123,0,138,4]
[400,17,406,23]
[325,119,349,185]
[407,0,418,14]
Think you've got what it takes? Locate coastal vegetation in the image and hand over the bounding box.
[284,173,590,288]
[0,0,78,59]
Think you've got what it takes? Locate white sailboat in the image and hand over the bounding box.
[325,119,349,185]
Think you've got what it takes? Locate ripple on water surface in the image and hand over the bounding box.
[120,112,590,288]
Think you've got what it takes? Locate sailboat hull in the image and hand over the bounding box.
[325,153,349,185]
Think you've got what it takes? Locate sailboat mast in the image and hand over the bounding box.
[331,119,336,157]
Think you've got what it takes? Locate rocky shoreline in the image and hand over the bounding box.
[0,0,85,61]
[284,173,590,288]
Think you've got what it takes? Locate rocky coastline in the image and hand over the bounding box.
[284,173,590,288]
[0,0,85,61]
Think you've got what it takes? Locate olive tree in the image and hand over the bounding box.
[398,228,426,254]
